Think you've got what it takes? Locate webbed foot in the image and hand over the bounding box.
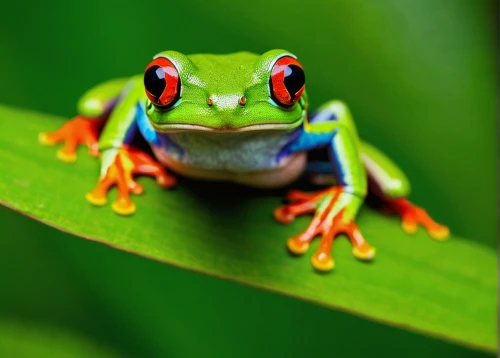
[86,145,176,215]
[39,115,105,162]
[386,198,450,240]
[274,187,375,272]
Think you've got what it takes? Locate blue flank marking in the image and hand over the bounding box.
[280,126,338,158]
[278,108,340,160]
[303,135,348,186]
[135,102,184,159]
[281,109,348,184]
[309,110,337,124]
[123,120,138,144]
[136,102,162,146]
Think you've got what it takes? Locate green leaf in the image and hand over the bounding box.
[0,104,497,353]
[0,320,121,358]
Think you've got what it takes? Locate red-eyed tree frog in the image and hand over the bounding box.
[39,50,449,271]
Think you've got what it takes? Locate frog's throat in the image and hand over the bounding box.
[150,113,305,133]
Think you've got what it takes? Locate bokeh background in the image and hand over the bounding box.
[0,0,497,357]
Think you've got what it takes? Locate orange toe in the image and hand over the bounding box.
[429,225,450,241]
[112,197,136,216]
[352,243,376,261]
[274,207,295,224]
[57,149,77,163]
[287,237,310,255]
[85,191,107,206]
[311,251,335,271]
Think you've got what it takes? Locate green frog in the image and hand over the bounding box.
[39,49,449,271]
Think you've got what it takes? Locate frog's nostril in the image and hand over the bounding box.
[207,98,213,106]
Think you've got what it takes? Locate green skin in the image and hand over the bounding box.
[42,49,445,271]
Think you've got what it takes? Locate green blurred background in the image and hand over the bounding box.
[0,0,496,357]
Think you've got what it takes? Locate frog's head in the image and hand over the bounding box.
[143,49,307,132]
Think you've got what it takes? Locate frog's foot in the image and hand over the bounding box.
[384,198,449,240]
[85,145,176,215]
[274,187,375,272]
[39,115,106,162]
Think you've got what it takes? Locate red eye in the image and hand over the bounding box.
[269,56,305,106]
[144,57,181,108]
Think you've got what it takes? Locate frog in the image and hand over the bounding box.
[39,49,449,271]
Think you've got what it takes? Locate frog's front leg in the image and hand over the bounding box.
[85,145,175,215]
[86,82,176,215]
[275,101,374,271]
[275,186,373,271]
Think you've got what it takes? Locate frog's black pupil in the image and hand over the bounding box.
[283,65,305,101]
[144,65,166,100]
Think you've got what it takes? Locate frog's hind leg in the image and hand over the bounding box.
[39,78,130,162]
[360,141,450,240]
[39,115,105,162]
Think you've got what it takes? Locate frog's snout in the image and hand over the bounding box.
[207,94,246,111]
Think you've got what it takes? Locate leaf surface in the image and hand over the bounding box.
[0,105,496,352]
[0,320,121,358]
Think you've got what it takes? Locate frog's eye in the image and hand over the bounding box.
[144,57,181,108]
[269,56,305,107]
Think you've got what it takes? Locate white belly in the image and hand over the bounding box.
[158,130,291,172]
[151,130,306,188]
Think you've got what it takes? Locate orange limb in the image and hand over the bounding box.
[385,198,450,240]
[274,187,375,271]
[86,145,176,215]
[39,115,106,162]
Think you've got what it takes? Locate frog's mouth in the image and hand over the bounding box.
[150,113,305,133]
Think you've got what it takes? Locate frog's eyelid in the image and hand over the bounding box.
[151,54,209,96]
[265,52,297,73]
